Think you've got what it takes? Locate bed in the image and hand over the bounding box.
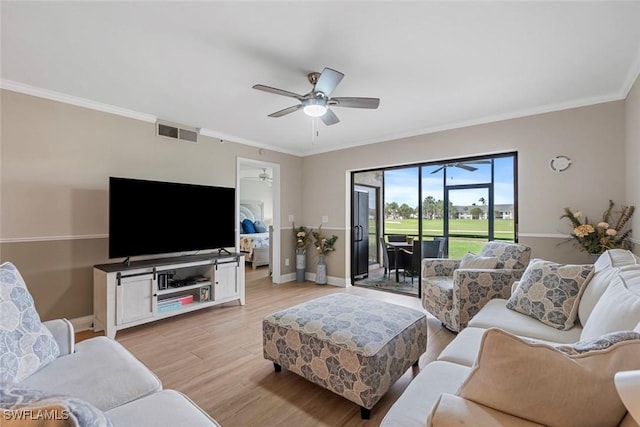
[239,201,272,271]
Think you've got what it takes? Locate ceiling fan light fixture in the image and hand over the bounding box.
[302,99,327,117]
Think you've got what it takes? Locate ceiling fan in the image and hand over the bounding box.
[430,160,492,174]
[244,168,273,186]
[252,67,380,126]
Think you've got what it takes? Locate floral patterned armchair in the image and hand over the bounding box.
[421,241,532,332]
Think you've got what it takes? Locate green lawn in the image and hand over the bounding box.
[378,218,515,259]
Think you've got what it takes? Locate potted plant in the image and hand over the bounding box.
[293,223,312,282]
[561,200,634,261]
[311,225,338,285]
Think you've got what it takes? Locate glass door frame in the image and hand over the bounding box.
[444,183,494,245]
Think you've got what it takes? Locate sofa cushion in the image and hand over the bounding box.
[468,299,583,343]
[594,249,639,271]
[459,253,499,269]
[106,390,220,427]
[458,328,640,427]
[581,267,640,340]
[0,385,112,427]
[579,249,639,325]
[21,336,162,412]
[0,262,60,383]
[427,393,544,427]
[379,361,471,427]
[506,259,594,330]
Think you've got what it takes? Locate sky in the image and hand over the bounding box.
[384,156,515,207]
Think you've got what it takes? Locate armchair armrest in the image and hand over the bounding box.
[43,318,75,356]
[452,268,525,329]
[422,258,461,278]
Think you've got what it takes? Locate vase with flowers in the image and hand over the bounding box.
[561,200,635,260]
[311,225,338,285]
[293,223,312,282]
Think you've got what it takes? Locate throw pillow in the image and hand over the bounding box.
[580,250,640,325]
[458,328,640,427]
[253,220,267,233]
[0,262,60,384]
[0,386,112,427]
[506,259,594,330]
[459,253,499,269]
[241,218,256,234]
[580,266,640,340]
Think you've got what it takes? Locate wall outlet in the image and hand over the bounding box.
[322,215,329,223]
[285,258,290,266]
[288,214,294,222]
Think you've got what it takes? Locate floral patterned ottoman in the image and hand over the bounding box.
[262,293,428,419]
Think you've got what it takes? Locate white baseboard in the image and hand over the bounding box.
[277,272,349,287]
[68,315,94,332]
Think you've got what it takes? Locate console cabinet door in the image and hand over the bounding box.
[213,261,238,301]
[116,274,154,325]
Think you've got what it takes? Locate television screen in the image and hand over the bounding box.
[109,177,235,259]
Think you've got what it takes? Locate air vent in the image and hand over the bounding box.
[156,121,199,143]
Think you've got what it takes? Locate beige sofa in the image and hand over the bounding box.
[381,249,640,427]
[0,261,220,427]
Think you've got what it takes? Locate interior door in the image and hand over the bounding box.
[444,185,492,258]
[352,190,369,279]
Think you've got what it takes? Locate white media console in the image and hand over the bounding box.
[93,253,245,339]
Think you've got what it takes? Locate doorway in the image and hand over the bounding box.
[237,158,281,283]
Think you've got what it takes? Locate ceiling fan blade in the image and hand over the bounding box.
[253,84,304,100]
[314,67,344,97]
[268,104,302,118]
[330,97,380,109]
[320,108,340,126]
[430,166,445,174]
[456,164,478,172]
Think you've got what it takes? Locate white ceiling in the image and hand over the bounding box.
[2,1,640,156]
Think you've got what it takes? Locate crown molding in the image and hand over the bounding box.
[1,79,157,123]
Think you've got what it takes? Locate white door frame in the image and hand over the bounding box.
[236,157,281,283]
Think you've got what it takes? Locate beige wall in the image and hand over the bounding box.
[626,74,640,254]
[303,101,628,277]
[2,79,638,320]
[0,89,303,320]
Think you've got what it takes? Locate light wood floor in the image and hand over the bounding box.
[79,267,455,426]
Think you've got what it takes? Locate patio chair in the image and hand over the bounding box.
[400,240,444,284]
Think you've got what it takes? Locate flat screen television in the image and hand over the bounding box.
[109,177,235,259]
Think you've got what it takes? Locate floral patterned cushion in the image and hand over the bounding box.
[0,386,112,426]
[555,330,640,355]
[506,259,594,331]
[479,242,531,270]
[0,262,60,383]
[458,328,640,427]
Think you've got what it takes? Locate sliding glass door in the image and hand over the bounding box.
[352,152,517,297]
